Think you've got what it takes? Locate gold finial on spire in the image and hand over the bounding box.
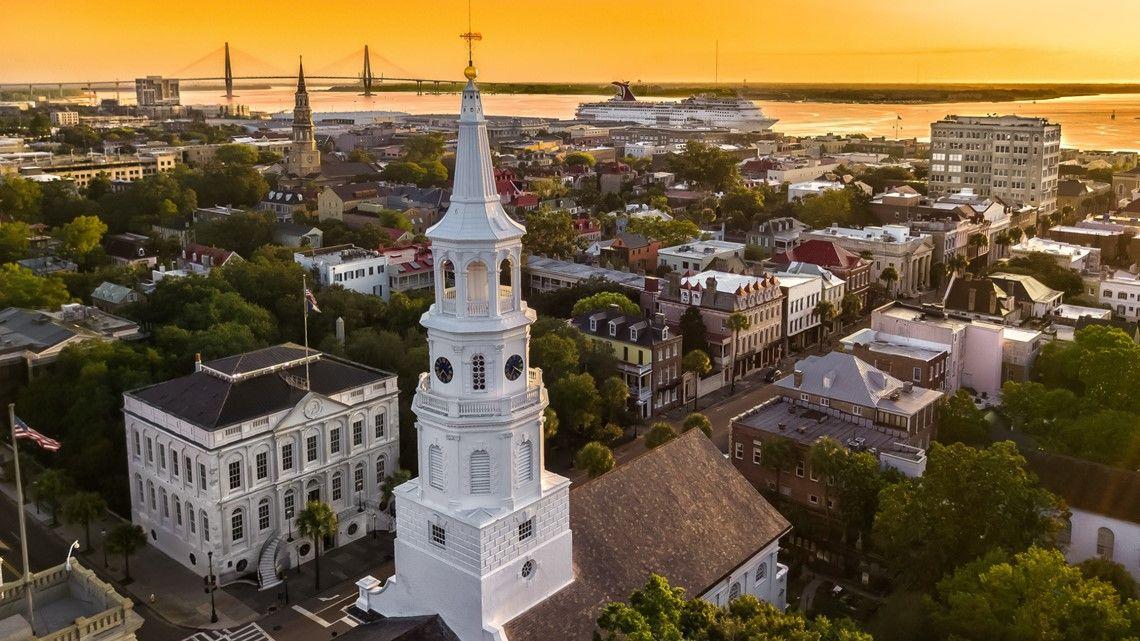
[460,0,481,80]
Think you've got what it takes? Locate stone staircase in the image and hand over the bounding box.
[257,533,283,591]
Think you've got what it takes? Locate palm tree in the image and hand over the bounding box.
[63,491,106,551]
[105,524,146,583]
[34,469,72,527]
[761,440,795,497]
[812,300,837,345]
[1006,226,1024,245]
[967,232,989,260]
[994,230,1011,259]
[380,469,412,517]
[946,253,969,276]
[297,501,338,591]
[809,437,846,517]
[879,265,899,296]
[681,349,712,411]
[725,312,752,393]
[839,293,863,326]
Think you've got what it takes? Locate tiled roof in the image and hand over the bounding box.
[504,430,790,641]
[1027,451,1140,523]
[770,239,864,270]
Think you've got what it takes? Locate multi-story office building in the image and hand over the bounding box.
[928,115,1061,218]
[50,111,79,127]
[134,76,181,107]
[124,345,399,587]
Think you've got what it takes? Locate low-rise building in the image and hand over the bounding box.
[773,266,845,350]
[1009,236,1100,273]
[1046,224,1125,264]
[274,222,323,249]
[382,243,434,295]
[941,274,1019,325]
[16,151,175,189]
[747,217,807,254]
[1096,271,1140,321]
[124,344,399,584]
[769,239,871,308]
[572,307,681,418]
[50,110,79,126]
[988,272,1063,319]
[601,232,660,271]
[841,328,950,391]
[103,232,158,268]
[317,182,383,221]
[91,281,143,313]
[787,179,844,202]
[295,244,389,299]
[176,243,242,275]
[259,189,308,222]
[646,271,783,385]
[802,224,934,296]
[525,255,645,293]
[657,239,745,274]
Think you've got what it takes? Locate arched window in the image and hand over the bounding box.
[441,259,455,289]
[516,440,534,483]
[376,455,387,485]
[135,474,143,504]
[147,481,156,510]
[354,463,365,493]
[188,502,196,533]
[332,472,343,502]
[472,354,486,391]
[231,509,244,542]
[1097,527,1115,560]
[499,258,513,287]
[466,260,488,303]
[470,450,491,494]
[729,582,741,601]
[201,511,210,542]
[258,499,271,531]
[161,488,169,518]
[174,496,182,526]
[429,444,445,490]
[755,563,767,582]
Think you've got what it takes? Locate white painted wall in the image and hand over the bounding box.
[1064,508,1140,581]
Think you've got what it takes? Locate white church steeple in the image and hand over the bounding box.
[354,51,574,641]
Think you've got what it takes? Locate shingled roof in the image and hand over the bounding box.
[770,239,864,271]
[503,429,790,641]
[1026,450,1140,523]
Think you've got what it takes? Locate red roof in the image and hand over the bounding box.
[770,239,864,270]
[182,243,238,266]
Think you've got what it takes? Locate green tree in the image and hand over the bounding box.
[666,141,742,191]
[832,449,887,537]
[967,232,989,257]
[794,189,853,229]
[403,133,445,164]
[194,211,275,258]
[682,412,712,437]
[522,207,582,258]
[56,214,108,258]
[1079,558,1139,599]
[575,441,615,478]
[761,439,796,496]
[62,491,107,551]
[808,437,845,516]
[531,333,580,384]
[379,469,412,516]
[0,264,71,309]
[645,422,678,449]
[682,350,712,411]
[813,299,837,342]
[571,291,640,317]
[997,251,1084,297]
[597,574,873,641]
[879,265,899,295]
[34,468,72,527]
[297,500,338,591]
[0,220,31,262]
[599,376,630,425]
[720,187,766,232]
[625,216,701,247]
[936,390,990,446]
[873,441,1062,588]
[930,547,1140,641]
[725,312,751,394]
[542,407,559,440]
[105,524,146,583]
[946,253,968,275]
[839,292,863,325]
[0,176,43,221]
[529,177,568,201]
[380,160,427,185]
[564,151,596,167]
[678,306,708,355]
[550,373,602,441]
[214,143,259,166]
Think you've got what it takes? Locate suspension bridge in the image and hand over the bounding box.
[0,43,459,98]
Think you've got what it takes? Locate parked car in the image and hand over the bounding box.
[764,368,783,383]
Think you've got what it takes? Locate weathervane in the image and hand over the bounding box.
[460,0,481,80]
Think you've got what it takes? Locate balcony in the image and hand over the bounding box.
[414,368,545,419]
[438,286,515,317]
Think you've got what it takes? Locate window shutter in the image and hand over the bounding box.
[429,445,445,490]
[517,441,534,483]
[470,450,491,494]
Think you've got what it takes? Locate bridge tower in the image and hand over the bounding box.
[224,42,234,100]
[362,45,374,97]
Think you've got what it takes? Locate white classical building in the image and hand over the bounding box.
[124,345,399,588]
[295,245,391,299]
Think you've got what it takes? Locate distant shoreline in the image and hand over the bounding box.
[323,81,1140,104]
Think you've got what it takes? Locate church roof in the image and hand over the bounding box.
[427,79,526,243]
[503,430,791,641]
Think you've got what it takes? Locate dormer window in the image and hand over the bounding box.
[629,328,639,341]
[661,326,669,340]
[590,319,597,332]
[609,321,618,337]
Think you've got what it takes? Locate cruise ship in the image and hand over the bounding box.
[575,82,778,132]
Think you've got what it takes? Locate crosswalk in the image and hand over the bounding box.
[182,623,272,641]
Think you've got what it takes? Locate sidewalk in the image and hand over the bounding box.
[0,477,258,631]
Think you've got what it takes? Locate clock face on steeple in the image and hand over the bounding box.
[505,354,524,381]
[434,357,454,383]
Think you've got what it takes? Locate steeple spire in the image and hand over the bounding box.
[296,56,306,93]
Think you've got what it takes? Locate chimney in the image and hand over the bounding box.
[793,370,803,387]
[654,312,666,327]
[194,353,203,372]
[705,276,717,291]
[903,381,914,393]
[644,276,660,293]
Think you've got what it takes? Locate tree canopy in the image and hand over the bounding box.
[666,141,742,192]
[571,291,640,317]
[626,216,701,248]
[0,264,71,309]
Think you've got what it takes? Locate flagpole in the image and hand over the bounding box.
[302,274,311,391]
[8,403,34,631]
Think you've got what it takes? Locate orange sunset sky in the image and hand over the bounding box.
[3,0,1139,84]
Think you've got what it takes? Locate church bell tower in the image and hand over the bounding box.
[286,57,321,178]
[353,52,573,641]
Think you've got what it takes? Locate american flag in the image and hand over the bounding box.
[304,288,321,313]
[13,415,60,452]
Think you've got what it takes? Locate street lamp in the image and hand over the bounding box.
[370,511,377,540]
[204,551,218,624]
[65,540,80,572]
[100,528,108,568]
